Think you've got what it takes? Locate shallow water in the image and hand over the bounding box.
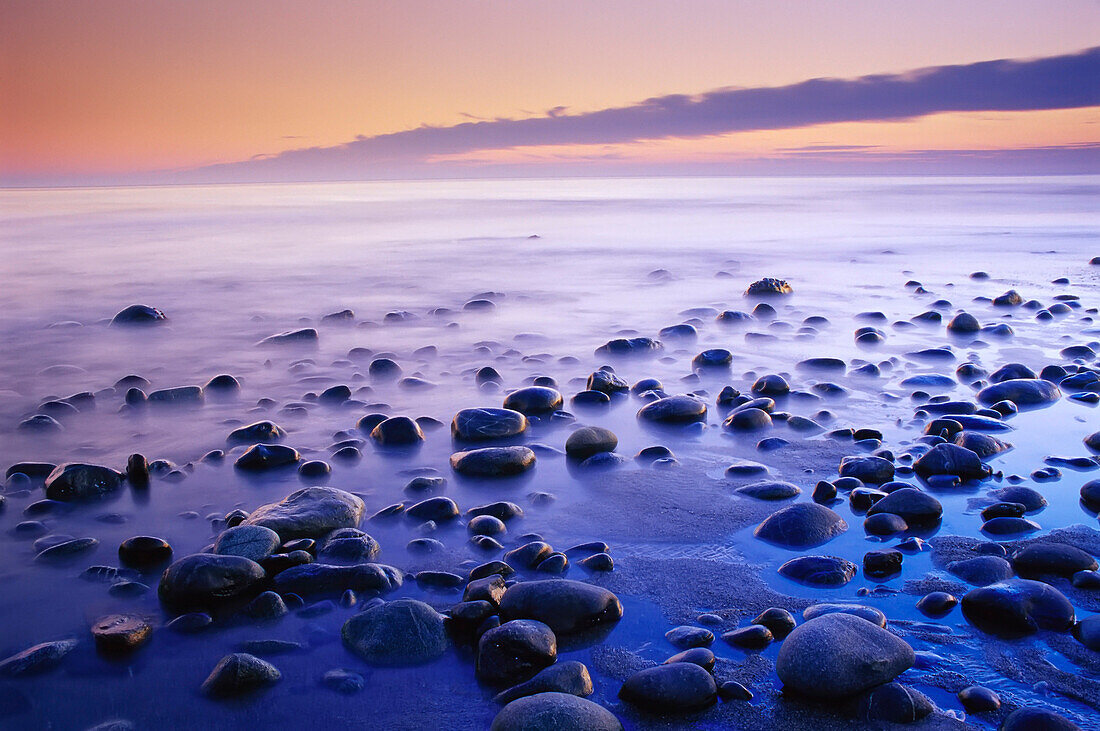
[1,176,1099,729]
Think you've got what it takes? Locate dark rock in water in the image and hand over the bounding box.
[258,328,317,346]
[147,385,205,405]
[722,624,773,650]
[321,668,365,694]
[797,357,846,372]
[866,488,942,526]
[299,460,331,479]
[864,549,903,578]
[692,348,733,369]
[754,503,848,548]
[745,278,792,296]
[954,431,1010,458]
[111,304,167,326]
[723,407,772,431]
[166,613,213,634]
[947,312,980,334]
[961,579,1075,637]
[619,662,717,712]
[1074,615,1100,651]
[0,639,77,676]
[982,502,1026,521]
[503,387,563,415]
[318,530,380,563]
[201,653,280,697]
[751,374,789,396]
[44,463,123,501]
[1001,708,1080,731]
[205,374,241,393]
[1084,432,1100,455]
[499,580,622,635]
[234,443,300,471]
[478,620,557,684]
[747,607,795,639]
[493,661,594,705]
[736,480,801,500]
[992,289,1023,306]
[6,462,56,480]
[1012,544,1098,578]
[990,486,1046,512]
[913,443,989,480]
[158,553,266,610]
[989,363,1036,383]
[812,480,838,503]
[245,591,288,620]
[18,414,63,432]
[272,563,402,596]
[636,395,707,424]
[719,681,753,701]
[490,693,622,731]
[1081,479,1100,511]
[658,324,697,341]
[956,685,999,713]
[839,456,894,484]
[228,421,285,445]
[665,647,715,671]
[451,446,536,477]
[91,614,151,653]
[35,537,98,562]
[341,599,449,666]
[452,408,528,441]
[665,625,714,649]
[859,682,933,724]
[243,486,364,540]
[214,525,281,562]
[776,613,914,698]
[118,536,172,568]
[573,390,611,407]
[977,378,1060,407]
[586,370,629,395]
[981,516,1040,535]
[947,556,1013,585]
[370,416,425,446]
[779,556,857,586]
[595,337,663,357]
[916,592,958,617]
[565,427,618,460]
[368,358,402,381]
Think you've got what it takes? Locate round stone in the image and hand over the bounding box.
[490,693,622,731]
[618,662,717,713]
[961,579,1075,638]
[158,553,266,611]
[503,387,563,415]
[565,427,618,460]
[91,614,152,653]
[754,503,848,548]
[636,395,707,424]
[451,408,528,441]
[341,599,449,666]
[451,447,536,477]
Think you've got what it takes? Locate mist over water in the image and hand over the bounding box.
[1,176,1098,729]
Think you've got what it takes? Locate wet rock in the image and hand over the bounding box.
[859,682,932,724]
[954,431,1011,458]
[245,591,288,620]
[752,607,796,638]
[214,525,282,562]
[619,662,718,712]
[719,681,753,701]
[110,304,167,326]
[272,563,402,596]
[370,416,425,446]
[977,379,1060,407]
[341,599,449,666]
[636,395,707,424]
[243,486,365,540]
[44,463,122,501]
[493,661,593,704]
[490,693,622,731]
[478,620,557,685]
[981,516,1040,535]
[0,639,77,676]
[1073,614,1100,651]
[956,685,999,713]
[865,488,942,526]
[116,536,172,568]
[1012,544,1098,578]
[745,278,792,296]
[722,624,773,650]
[947,556,1013,585]
[692,349,733,369]
[452,408,528,441]
[913,443,989,480]
[751,374,789,397]
[201,653,280,697]
[753,503,848,548]
[227,421,285,445]
[503,387,563,415]
[498,580,622,635]
[665,626,714,649]
[735,480,801,500]
[723,407,772,431]
[158,553,266,610]
[565,427,618,460]
[839,456,895,484]
[586,370,629,395]
[596,337,663,357]
[318,530,380,563]
[451,446,536,477]
[91,615,151,653]
[947,312,980,334]
[776,613,914,698]
[234,443,300,471]
[1001,708,1080,731]
[1080,479,1100,511]
[778,556,857,586]
[864,549,903,578]
[961,579,1075,638]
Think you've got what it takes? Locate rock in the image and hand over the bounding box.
[618,663,718,712]
[596,337,663,357]
[752,607,796,639]
[118,536,172,568]
[776,613,915,698]
[864,549,903,578]
[913,443,989,480]
[565,427,618,460]
[860,682,933,724]
[245,591,288,620]
[321,668,365,694]
[693,348,733,369]
[753,503,848,548]
[498,580,622,635]
[227,421,286,445]
[370,416,425,446]
[158,553,266,610]
[864,512,908,536]
[478,620,557,684]
[1073,614,1100,650]
[272,563,402,596]
[722,625,773,650]
[723,407,772,431]
[490,693,622,731]
[719,681,753,701]
[954,431,1011,458]
[736,481,801,500]
[451,447,536,477]
[44,463,122,501]
[978,378,1060,407]
[956,685,1000,713]
[586,370,629,395]
[948,556,1013,585]
[665,626,714,649]
[804,604,886,627]
[91,615,151,653]
[961,579,1075,638]
[243,486,365,540]
[257,328,317,346]
[341,599,449,666]
[234,443,300,471]
[493,661,593,704]
[318,530,380,563]
[452,408,528,441]
[745,278,792,296]
[839,456,894,484]
[0,639,77,676]
[407,496,460,522]
[664,647,715,671]
[214,525,282,562]
[636,395,707,424]
[111,304,167,326]
[201,653,281,697]
[1012,544,1098,578]
[982,517,1040,535]
[947,312,980,333]
[147,386,204,405]
[1001,708,1081,731]
[503,387,563,415]
[992,289,1023,306]
[779,556,857,586]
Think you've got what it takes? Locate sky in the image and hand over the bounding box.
[2,1,1099,185]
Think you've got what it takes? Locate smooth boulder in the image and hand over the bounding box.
[341,599,449,666]
[243,486,365,540]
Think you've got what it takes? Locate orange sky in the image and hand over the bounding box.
[2,1,1099,181]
